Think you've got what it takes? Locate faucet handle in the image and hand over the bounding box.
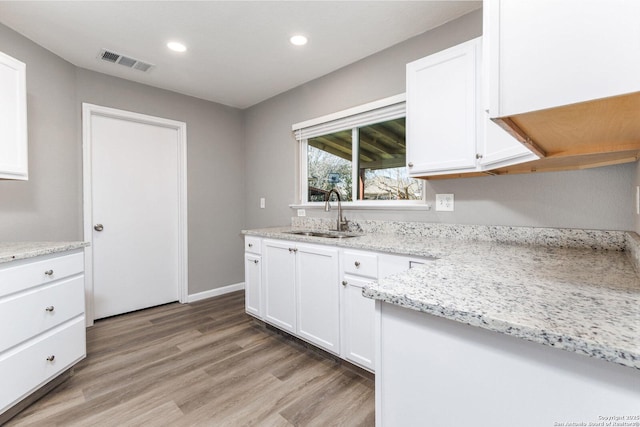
[340,216,349,231]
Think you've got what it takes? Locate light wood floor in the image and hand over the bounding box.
[7,291,375,426]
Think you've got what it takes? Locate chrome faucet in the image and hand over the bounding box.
[324,188,348,231]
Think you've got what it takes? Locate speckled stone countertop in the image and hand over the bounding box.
[243,222,640,370]
[0,242,88,264]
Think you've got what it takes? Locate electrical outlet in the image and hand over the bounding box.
[260,197,265,209]
[297,209,306,217]
[435,193,454,212]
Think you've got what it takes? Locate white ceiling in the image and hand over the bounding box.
[0,1,481,109]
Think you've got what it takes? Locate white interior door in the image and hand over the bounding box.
[84,104,187,320]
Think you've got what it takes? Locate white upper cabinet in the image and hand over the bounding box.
[406,37,537,177]
[479,110,538,169]
[0,51,27,180]
[486,0,640,118]
[406,38,479,175]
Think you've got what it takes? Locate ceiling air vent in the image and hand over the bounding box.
[98,49,154,72]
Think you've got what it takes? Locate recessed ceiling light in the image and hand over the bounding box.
[167,41,187,52]
[290,35,308,46]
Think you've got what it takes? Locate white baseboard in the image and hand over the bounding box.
[187,282,245,303]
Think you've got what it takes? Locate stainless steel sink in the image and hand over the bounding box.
[285,230,360,239]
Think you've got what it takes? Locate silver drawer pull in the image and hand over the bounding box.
[44,270,54,276]
[46,355,55,362]
[354,261,360,268]
[342,280,348,287]
[248,243,253,248]
[253,259,259,264]
[45,306,55,312]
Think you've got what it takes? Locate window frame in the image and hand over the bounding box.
[292,94,428,210]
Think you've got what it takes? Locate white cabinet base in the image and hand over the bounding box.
[376,302,640,427]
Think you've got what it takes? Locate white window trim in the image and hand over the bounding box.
[292,93,429,210]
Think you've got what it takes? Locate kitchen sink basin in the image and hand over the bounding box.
[285,230,360,239]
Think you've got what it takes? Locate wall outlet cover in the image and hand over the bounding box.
[435,193,454,212]
[297,209,306,217]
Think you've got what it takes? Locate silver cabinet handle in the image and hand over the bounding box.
[94,224,104,232]
[253,259,259,264]
[342,280,348,287]
[44,270,54,276]
[45,306,55,312]
[408,162,414,168]
[354,261,360,268]
[46,355,55,362]
[248,243,253,248]
[476,153,483,159]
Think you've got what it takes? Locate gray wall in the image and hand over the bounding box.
[0,23,80,240]
[244,9,635,232]
[0,23,245,295]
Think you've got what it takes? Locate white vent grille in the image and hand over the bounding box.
[98,49,154,72]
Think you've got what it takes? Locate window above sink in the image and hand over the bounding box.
[292,94,429,210]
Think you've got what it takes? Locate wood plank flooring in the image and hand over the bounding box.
[6,291,375,426]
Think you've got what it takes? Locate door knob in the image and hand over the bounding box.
[94,224,104,232]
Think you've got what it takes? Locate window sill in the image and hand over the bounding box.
[289,202,432,211]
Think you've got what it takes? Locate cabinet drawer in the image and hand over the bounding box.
[0,317,86,413]
[0,252,84,298]
[343,251,378,278]
[245,236,261,255]
[0,276,85,351]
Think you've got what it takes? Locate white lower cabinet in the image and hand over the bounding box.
[0,249,86,419]
[244,252,262,318]
[262,239,340,354]
[244,235,429,373]
[263,240,297,333]
[376,302,640,427]
[296,245,340,354]
[341,276,375,371]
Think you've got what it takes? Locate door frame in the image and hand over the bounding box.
[82,103,188,325]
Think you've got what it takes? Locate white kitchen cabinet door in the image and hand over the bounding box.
[478,111,538,169]
[341,276,375,371]
[296,244,340,354]
[263,240,296,333]
[406,38,480,175]
[486,0,640,118]
[244,252,262,319]
[0,51,27,180]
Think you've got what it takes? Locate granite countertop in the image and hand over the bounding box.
[243,225,640,370]
[0,242,89,264]
[243,226,456,258]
